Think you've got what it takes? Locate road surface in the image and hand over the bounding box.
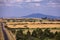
[1,23,16,40]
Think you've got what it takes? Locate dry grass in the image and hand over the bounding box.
[7,22,60,28]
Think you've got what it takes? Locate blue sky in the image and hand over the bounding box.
[0,0,60,18]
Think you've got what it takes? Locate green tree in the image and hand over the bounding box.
[35,28,43,38]
[26,30,31,37]
[11,29,16,34]
[49,32,54,38]
[5,25,8,28]
[55,31,58,36]
[25,30,33,40]
[32,30,37,37]
[16,29,24,40]
[55,32,60,40]
[43,28,51,37]
[43,28,55,40]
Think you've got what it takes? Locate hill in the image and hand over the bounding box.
[22,13,60,19]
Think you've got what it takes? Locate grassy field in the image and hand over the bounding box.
[6,22,60,28]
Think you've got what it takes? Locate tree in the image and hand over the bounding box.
[25,30,33,40]
[43,28,55,40]
[11,29,16,34]
[55,31,58,36]
[55,32,60,40]
[35,28,43,38]
[43,28,51,37]
[16,29,24,40]
[49,32,54,38]
[5,25,8,28]
[26,30,31,37]
[32,30,37,37]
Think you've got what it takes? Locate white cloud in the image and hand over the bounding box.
[32,0,43,2]
[35,3,41,7]
[5,4,13,6]
[1,0,16,3]
[16,0,24,2]
[47,1,60,7]
[25,0,32,2]
[0,0,43,4]
[0,0,42,8]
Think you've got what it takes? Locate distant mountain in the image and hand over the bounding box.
[22,13,60,19]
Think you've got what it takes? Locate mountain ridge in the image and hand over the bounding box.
[22,13,60,19]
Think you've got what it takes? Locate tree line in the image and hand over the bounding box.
[15,28,60,40]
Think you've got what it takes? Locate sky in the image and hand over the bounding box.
[0,0,60,18]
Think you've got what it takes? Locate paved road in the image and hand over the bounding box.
[1,23,16,40]
[2,27,9,40]
[0,24,4,40]
[1,23,9,40]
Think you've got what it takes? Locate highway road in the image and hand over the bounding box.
[1,23,9,40]
[1,23,16,40]
[2,27,9,40]
[0,23,4,40]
